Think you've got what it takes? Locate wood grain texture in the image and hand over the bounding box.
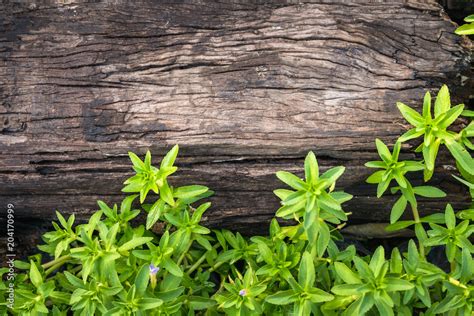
[0,1,472,242]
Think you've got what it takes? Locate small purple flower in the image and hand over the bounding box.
[239,289,247,296]
[149,264,160,275]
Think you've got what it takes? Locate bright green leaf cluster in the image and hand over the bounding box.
[365,139,424,197]
[396,85,473,180]
[123,146,179,203]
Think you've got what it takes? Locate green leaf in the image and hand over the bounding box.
[465,14,474,22]
[457,209,474,220]
[385,220,415,232]
[120,194,138,214]
[195,234,212,250]
[304,218,318,245]
[160,180,175,206]
[305,194,316,213]
[433,295,465,313]
[162,258,183,277]
[156,285,184,302]
[317,221,331,257]
[423,168,434,183]
[403,161,425,172]
[422,139,440,172]
[396,102,423,126]
[122,181,143,194]
[299,252,315,290]
[64,271,84,289]
[332,284,368,296]
[304,151,319,184]
[413,186,446,198]
[334,262,361,284]
[128,152,145,170]
[319,191,341,211]
[144,150,152,167]
[455,23,474,35]
[284,190,306,206]
[422,91,431,119]
[160,145,179,168]
[384,278,414,292]
[375,139,392,163]
[139,184,150,204]
[138,298,164,310]
[462,109,474,117]
[55,211,68,229]
[192,202,211,223]
[376,178,391,198]
[437,104,464,129]
[390,196,407,224]
[434,85,451,117]
[420,213,446,224]
[369,246,385,277]
[276,171,307,190]
[256,242,274,264]
[119,237,153,252]
[35,303,50,314]
[365,161,386,169]
[266,290,299,305]
[393,171,407,188]
[307,288,334,303]
[398,128,424,142]
[460,248,473,281]
[445,204,456,230]
[366,170,384,184]
[275,200,305,218]
[453,174,474,190]
[320,166,345,183]
[173,185,208,200]
[392,141,401,162]
[445,138,474,175]
[415,223,427,243]
[146,199,165,230]
[273,189,294,201]
[188,296,216,310]
[353,257,373,280]
[330,191,353,204]
[135,264,150,296]
[375,300,394,316]
[29,261,43,288]
[390,248,402,274]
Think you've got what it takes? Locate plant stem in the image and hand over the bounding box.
[42,255,72,277]
[187,244,221,275]
[44,262,64,277]
[187,254,207,275]
[42,255,71,269]
[410,204,425,257]
[411,204,420,223]
[208,261,224,273]
[177,239,193,266]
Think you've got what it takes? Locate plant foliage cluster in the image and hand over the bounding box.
[1,85,473,315]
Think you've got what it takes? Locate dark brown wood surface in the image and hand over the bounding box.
[0,1,472,245]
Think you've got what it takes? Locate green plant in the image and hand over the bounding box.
[1,85,473,315]
[396,85,472,180]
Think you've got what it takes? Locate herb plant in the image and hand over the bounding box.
[1,85,473,315]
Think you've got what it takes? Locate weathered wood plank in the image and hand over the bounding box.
[0,1,472,239]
